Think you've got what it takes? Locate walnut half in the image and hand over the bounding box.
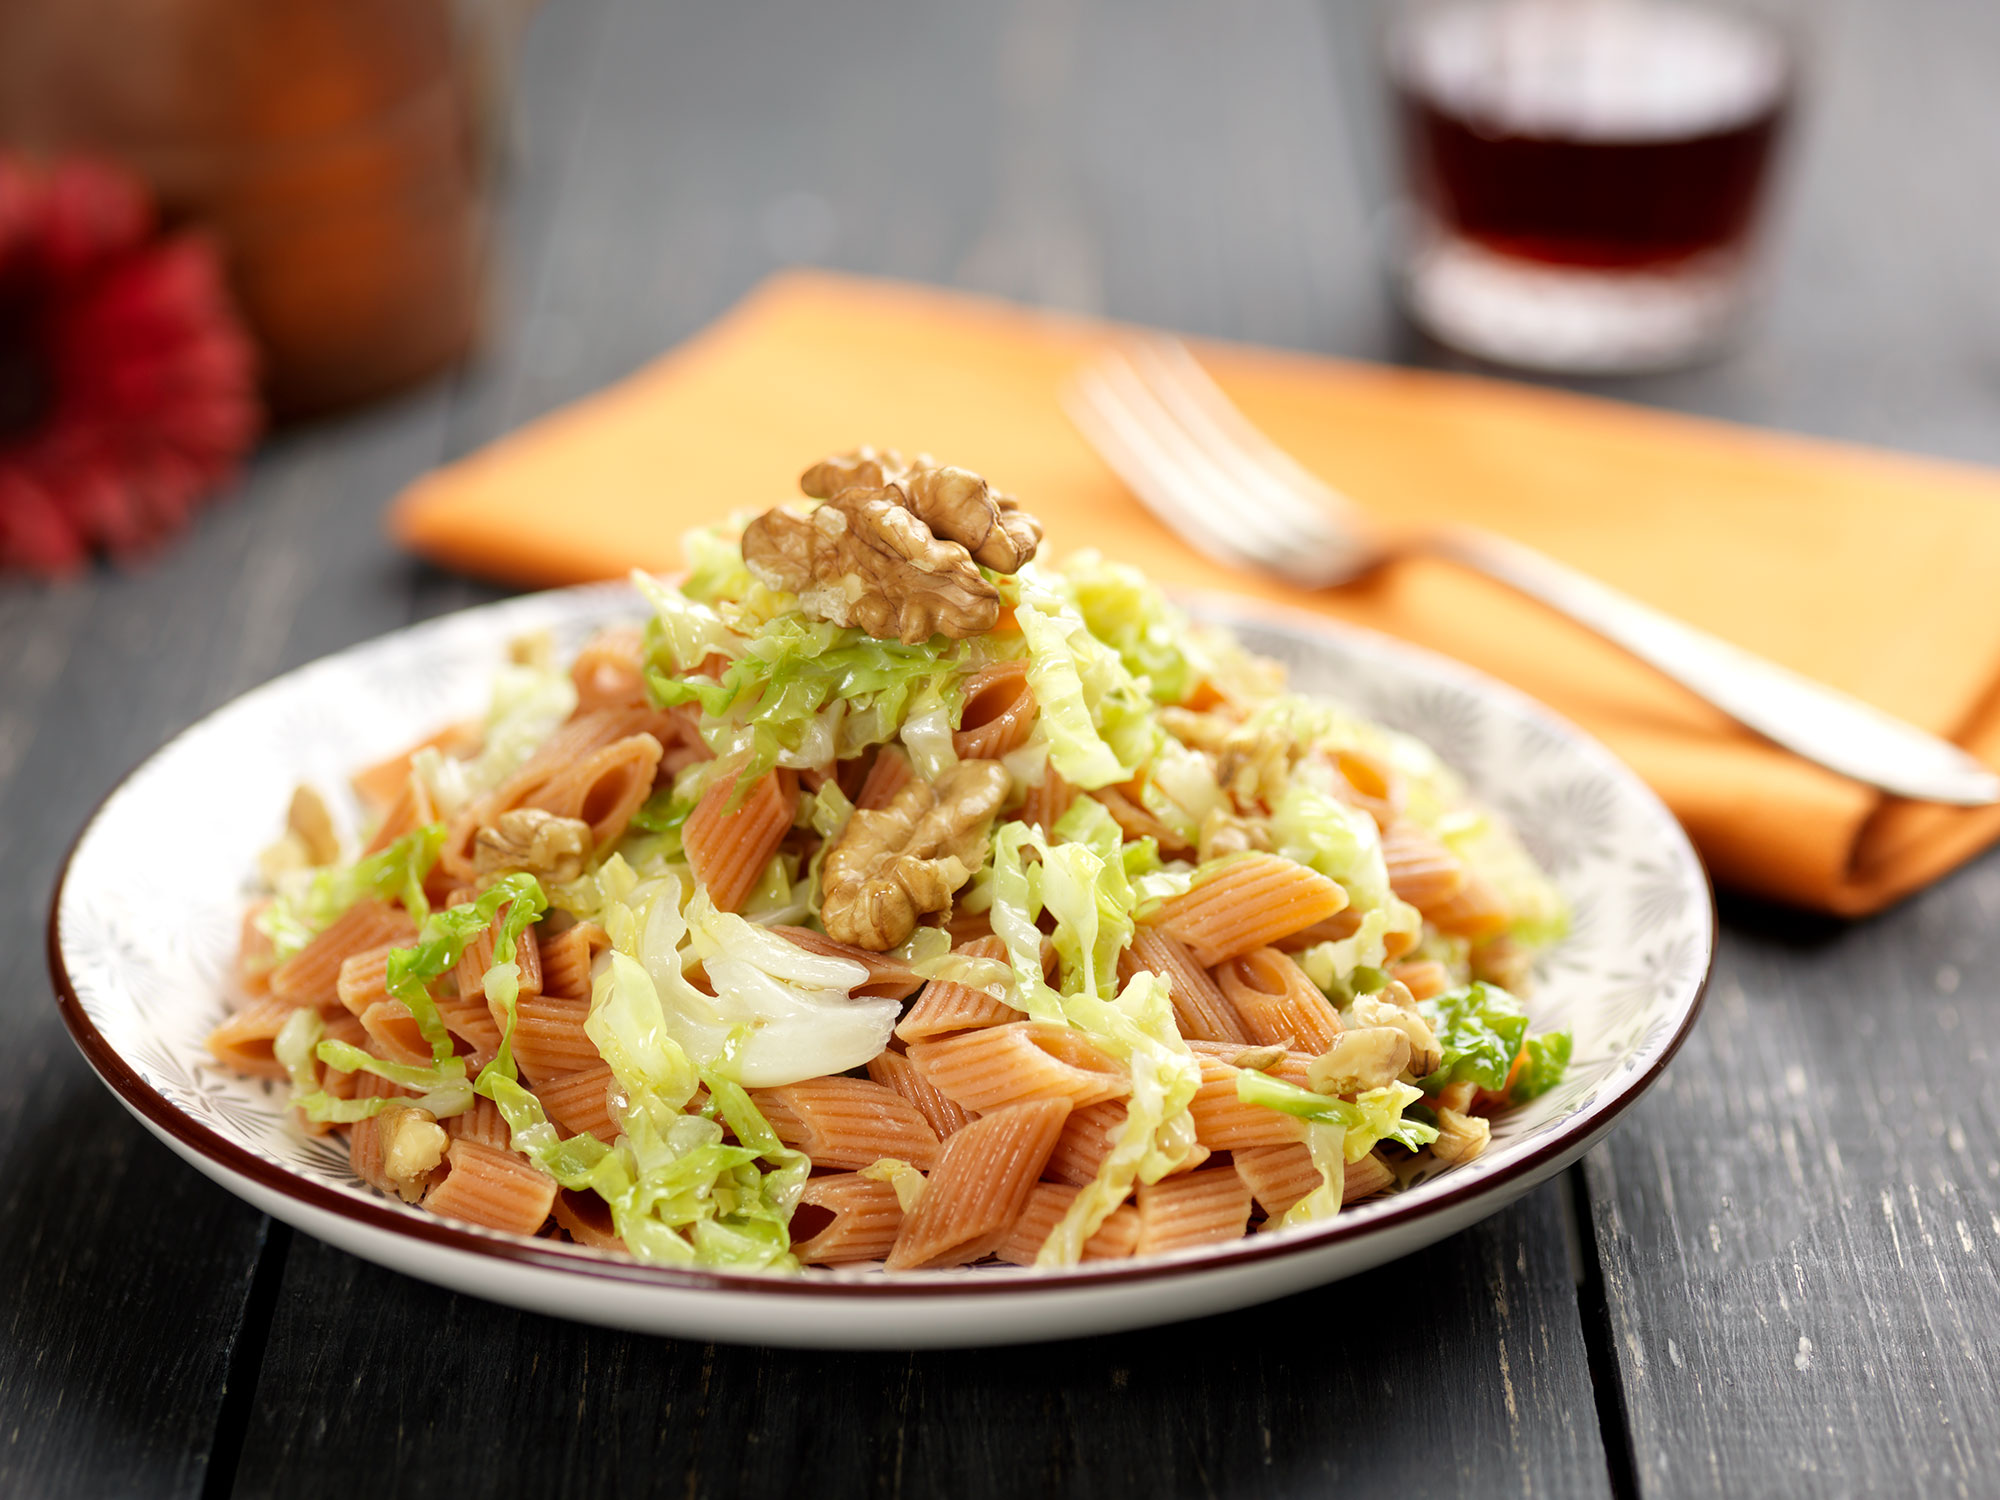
[744,490,999,645]
[743,448,1044,645]
[801,447,1043,573]
[820,760,1011,950]
[473,808,593,887]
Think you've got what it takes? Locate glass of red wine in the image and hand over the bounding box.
[1365,0,1796,373]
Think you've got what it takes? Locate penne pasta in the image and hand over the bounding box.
[536,1061,622,1145]
[854,744,914,811]
[682,764,797,914]
[992,1182,1141,1265]
[1154,852,1350,967]
[885,1098,1070,1270]
[1119,928,1249,1043]
[1214,947,1343,1053]
[790,1173,905,1265]
[908,1022,1129,1113]
[553,1188,628,1252]
[1133,1167,1253,1255]
[867,1049,973,1140]
[269,901,417,1014]
[953,659,1037,759]
[569,625,649,713]
[750,1078,942,1173]
[205,994,299,1081]
[775,925,925,999]
[423,1139,558,1236]
[538,920,608,1001]
[1018,766,1075,835]
[894,935,1017,1041]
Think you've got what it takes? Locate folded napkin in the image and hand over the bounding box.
[394,271,2000,915]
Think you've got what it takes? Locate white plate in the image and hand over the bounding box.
[50,584,1712,1348]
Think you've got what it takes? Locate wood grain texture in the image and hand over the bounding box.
[231,1182,1608,1500]
[1582,869,2000,1500]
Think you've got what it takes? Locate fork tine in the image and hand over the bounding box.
[1063,366,1263,574]
[1084,352,1319,572]
[1130,340,1361,539]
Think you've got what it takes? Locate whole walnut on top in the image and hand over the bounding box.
[741,448,1043,645]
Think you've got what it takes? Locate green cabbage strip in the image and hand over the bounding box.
[1235,1071,1435,1226]
[1053,550,1215,705]
[1418,981,1571,1103]
[257,823,445,964]
[1282,1123,1348,1229]
[1015,573,1161,790]
[486,876,806,1271]
[1235,1071,1439,1159]
[1509,1032,1573,1101]
[642,598,966,787]
[285,875,547,1125]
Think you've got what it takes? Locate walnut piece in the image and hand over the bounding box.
[1344,991,1441,1080]
[800,447,1042,572]
[1431,1106,1491,1165]
[380,1105,448,1203]
[820,760,1011,950]
[473,807,593,886]
[745,448,1044,645]
[1305,1027,1413,1098]
[257,783,342,883]
[287,785,341,865]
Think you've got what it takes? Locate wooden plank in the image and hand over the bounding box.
[1581,872,2000,1500]
[231,1180,1610,1500]
[0,387,452,1499]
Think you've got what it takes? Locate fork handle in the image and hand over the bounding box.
[1432,526,2000,806]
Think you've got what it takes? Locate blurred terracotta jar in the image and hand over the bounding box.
[0,0,529,416]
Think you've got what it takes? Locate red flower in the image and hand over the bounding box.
[0,155,260,577]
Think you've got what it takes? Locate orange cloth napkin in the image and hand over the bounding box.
[393,271,2000,915]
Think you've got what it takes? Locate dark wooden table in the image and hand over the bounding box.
[7,1,1999,1495]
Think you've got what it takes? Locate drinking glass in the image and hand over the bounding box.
[1338,0,1799,373]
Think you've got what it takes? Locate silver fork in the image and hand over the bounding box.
[1066,340,2000,806]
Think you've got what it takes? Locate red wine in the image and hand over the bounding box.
[1394,0,1790,270]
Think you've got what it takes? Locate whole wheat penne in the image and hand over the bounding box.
[269,901,417,1014]
[867,1049,973,1139]
[1132,1166,1253,1255]
[1154,852,1349,967]
[750,1077,942,1173]
[775,925,925,999]
[1215,947,1342,1053]
[909,1022,1129,1113]
[538,921,608,1001]
[791,1173,906,1265]
[885,1098,1071,1270]
[992,1181,1141,1265]
[1119,928,1248,1043]
[423,1139,557,1236]
[553,1188,628,1252]
[953,659,1037,759]
[683,765,797,914]
[895,935,1017,1041]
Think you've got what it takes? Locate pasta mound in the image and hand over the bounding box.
[211,469,1571,1275]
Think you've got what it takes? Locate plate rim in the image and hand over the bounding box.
[46,583,1716,1302]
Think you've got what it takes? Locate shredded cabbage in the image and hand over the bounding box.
[644,601,967,783]
[1235,1071,1439,1156]
[257,823,444,965]
[601,868,898,1087]
[1051,550,1217,704]
[1417,981,1570,1102]
[1014,572,1160,790]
